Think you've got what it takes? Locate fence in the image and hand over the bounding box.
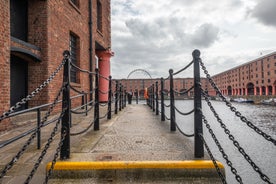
[146,49,276,184]
[0,51,127,183]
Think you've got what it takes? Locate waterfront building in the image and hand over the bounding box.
[114,78,209,98]
[208,52,276,97]
[0,0,112,130]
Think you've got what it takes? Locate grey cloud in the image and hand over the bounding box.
[190,23,219,47]
[250,0,276,27]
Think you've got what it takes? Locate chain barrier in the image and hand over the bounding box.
[201,90,272,183]
[70,62,96,75]
[200,60,276,146]
[172,85,194,95]
[44,129,67,184]
[70,118,96,136]
[172,60,194,76]
[200,109,243,183]
[199,133,227,184]
[0,85,65,179]
[0,59,67,121]
[24,109,66,184]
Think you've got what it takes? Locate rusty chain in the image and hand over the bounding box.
[198,133,227,184]
[201,90,272,184]
[0,86,65,179]
[199,59,276,146]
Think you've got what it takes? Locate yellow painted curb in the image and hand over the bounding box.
[46,160,224,171]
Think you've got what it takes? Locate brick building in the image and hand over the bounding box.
[0,0,112,130]
[115,77,209,98]
[209,52,276,97]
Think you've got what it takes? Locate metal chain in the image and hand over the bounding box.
[24,109,66,184]
[0,58,67,121]
[200,111,243,183]
[201,90,272,184]
[0,86,65,179]
[199,60,276,146]
[44,129,67,184]
[198,133,227,184]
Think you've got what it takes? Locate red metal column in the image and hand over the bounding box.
[96,49,114,102]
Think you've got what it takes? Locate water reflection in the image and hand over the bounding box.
[165,100,276,184]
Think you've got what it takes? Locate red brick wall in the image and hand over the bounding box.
[94,0,111,49]
[209,52,276,97]
[0,0,111,130]
[0,0,10,130]
[27,0,49,106]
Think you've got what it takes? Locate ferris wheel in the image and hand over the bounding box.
[127,69,152,79]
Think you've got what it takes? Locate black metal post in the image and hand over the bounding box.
[85,93,88,116]
[193,49,204,158]
[161,78,165,121]
[122,88,124,109]
[61,50,71,159]
[123,89,127,108]
[81,91,85,109]
[94,68,100,131]
[119,83,122,111]
[155,81,159,115]
[136,89,138,104]
[37,108,41,149]
[169,69,176,131]
[107,76,112,119]
[149,86,152,109]
[152,84,155,112]
[115,81,118,114]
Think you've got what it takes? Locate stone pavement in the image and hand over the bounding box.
[0,103,223,184]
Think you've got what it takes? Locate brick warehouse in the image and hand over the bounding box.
[209,52,276,98]
[115,52,276,100]
[0,0,112,130]
[116,78,209,98]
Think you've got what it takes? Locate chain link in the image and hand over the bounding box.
[24,108,66,184]
[201,90,272,183]
[0,58,67,121]
[0,86,65,179]
[199,60,276,146]
[198,133,227,184]
[200,110,243,183]
[44,129,67,184]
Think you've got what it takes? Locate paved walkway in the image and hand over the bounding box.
[0,104,223,184]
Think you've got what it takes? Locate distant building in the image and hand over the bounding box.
[115,52,276,99]
[114,78,209,98]
[209,52,276,97]
[0,0,112,130]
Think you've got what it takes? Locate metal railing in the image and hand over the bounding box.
[0,50,127,183]
[145,49,276,184]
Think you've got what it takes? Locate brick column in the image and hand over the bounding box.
[265,86,269,96]
[273,85,276,95]
[259,87,262,96]
[96,49,114,102]
[254,87,257,96]
[0,1,11,131]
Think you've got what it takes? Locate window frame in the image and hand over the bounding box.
[97,0,103,33]
[69,32,80,83]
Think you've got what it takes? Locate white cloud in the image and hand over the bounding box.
[110,0,276,79]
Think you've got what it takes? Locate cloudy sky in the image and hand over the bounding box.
[110,0,276,79]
